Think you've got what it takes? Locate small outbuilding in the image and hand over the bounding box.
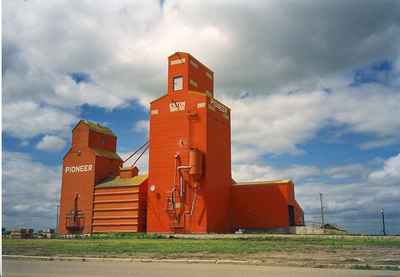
[231,180,304,232]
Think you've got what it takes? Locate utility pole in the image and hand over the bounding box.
[380,208,386,236]
[320,193,325,228]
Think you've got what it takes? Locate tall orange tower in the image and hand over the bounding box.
[58,120,122,234]
[147,52,232,233]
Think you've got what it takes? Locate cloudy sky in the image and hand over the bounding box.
[3,0,400,234]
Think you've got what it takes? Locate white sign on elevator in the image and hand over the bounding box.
[169,102,186,112]
[65,164,93,173]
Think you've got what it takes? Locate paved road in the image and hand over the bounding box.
[4,259,400,277]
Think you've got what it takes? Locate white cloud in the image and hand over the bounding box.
[3,101,78,139]
[369,153,400,185]
[224,82,400,156]
[36,135,67,152]
[133,120,149,134]
[231,144,261,164]
[3,0,400,144]
[329,84,400,137]
[232,162,320,183]
[324,164,368,180]
[360,137,399,150]
[2,152,61,229]
[51,77,126,109]
[226,90,329,155]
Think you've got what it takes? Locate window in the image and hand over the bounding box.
[173,76,183,91]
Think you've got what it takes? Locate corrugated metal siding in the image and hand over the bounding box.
[92,184,147,233]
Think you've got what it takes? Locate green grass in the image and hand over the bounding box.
[3,235,400,258]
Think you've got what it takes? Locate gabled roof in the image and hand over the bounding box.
[96,175,148,188]
[73,120,116,137]
[169,52,213,72]
[169,51,190,58]
[150,94,169,104]
[234,179,293,186]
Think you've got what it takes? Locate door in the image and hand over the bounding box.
[288,205,295,226]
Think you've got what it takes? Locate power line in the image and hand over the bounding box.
[123,141,149,163]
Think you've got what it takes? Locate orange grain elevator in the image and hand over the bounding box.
[58,52,304,235]
[147,52,232,233]
[58,120,147,235]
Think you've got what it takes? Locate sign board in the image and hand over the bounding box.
[169,101,186,112]
[65,164,93,173]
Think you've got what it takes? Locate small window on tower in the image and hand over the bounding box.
[173,76,183,91]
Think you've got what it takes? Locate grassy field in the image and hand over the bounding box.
[3,234,400,257]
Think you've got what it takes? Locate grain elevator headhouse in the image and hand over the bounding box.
[147,52,232,233]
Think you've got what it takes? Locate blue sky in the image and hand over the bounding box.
[3,0,400,234]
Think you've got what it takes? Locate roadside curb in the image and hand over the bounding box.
[4,255,400,271]
[4,255,257,265]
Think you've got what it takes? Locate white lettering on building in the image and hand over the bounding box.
[169,101,186,112]
[170,58,185,65]
[65,164,93,173]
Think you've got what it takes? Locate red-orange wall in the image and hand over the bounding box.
[230,182,304,230]
[167,53,213,97]
[59,121,122,235]
[205,99,232,233]
[293,200,305,226]
[94,156,120,184]
[59,148,96,234]
[89,131,117,152]
[147,52,231,233]
[147,92,208,233]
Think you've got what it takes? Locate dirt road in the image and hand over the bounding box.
[4,259,400,277]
